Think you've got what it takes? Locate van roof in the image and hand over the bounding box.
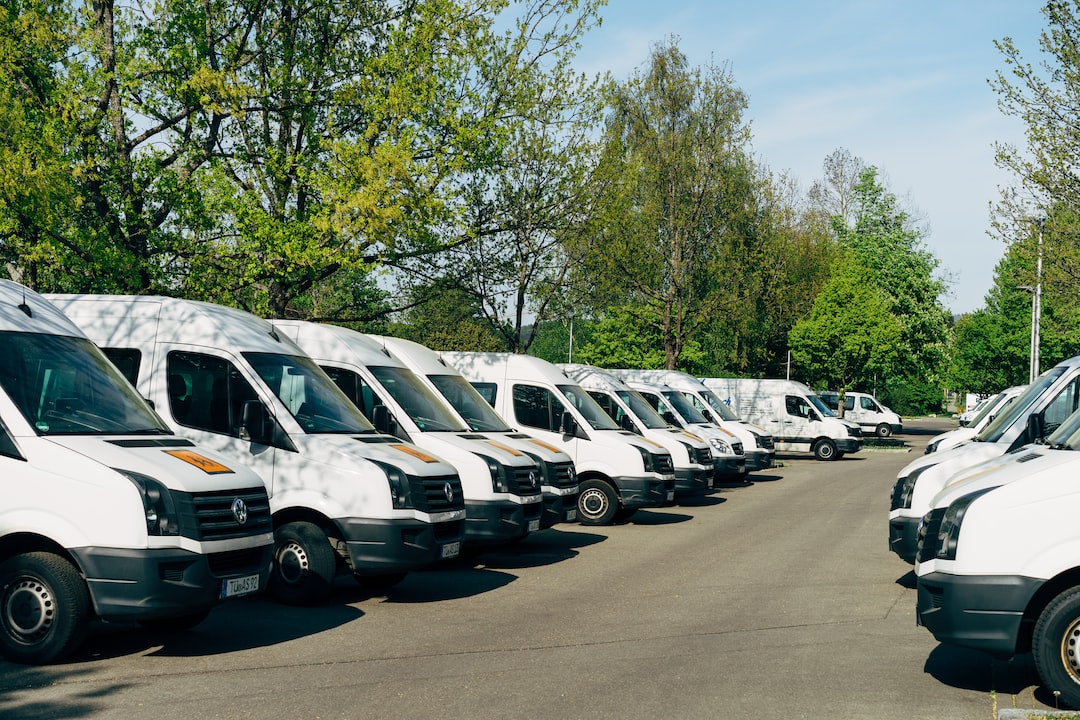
[439,352,573,385]
[271,320,405,369]
[560,363,631,392]
[0,280,85,337]
[48,293,302,355]
[371,335,451,376]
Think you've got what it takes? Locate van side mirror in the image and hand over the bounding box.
[559,410,577,436]
[619,414,640,434]
[1027,412,1045,443]
[702,409,717,424]
[372,404,395,435]
[809,409,821,422]
[240,400,272,445]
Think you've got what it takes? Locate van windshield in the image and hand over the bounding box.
[977,367,1066,443]
[660,390,709,424]
[557,385,620,430]
[0,331,170,436]
[807,393,837,418]
[968,392,1005,427]
[616,390,670,429]
[700,389,740,421]
[369,366,469,432]
[428,373,511,432]
[245,352,375,433]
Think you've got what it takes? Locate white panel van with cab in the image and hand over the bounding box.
[48,295,466,606]
[923,385,1024,455]
[703,378,862,461]
[271,322,544,548]
[817,391,902,438]
[0,281,273,664]
[374,335,578,528]
[441,352,677,526]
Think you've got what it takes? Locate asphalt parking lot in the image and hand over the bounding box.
[0,417,1065,720]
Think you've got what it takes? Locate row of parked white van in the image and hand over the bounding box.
[0,280,886,667]
[890,365,1080,708]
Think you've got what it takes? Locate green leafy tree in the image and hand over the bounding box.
[788,256,902,393]
[569,38,760,370]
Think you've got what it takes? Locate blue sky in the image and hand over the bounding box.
[572,1,1047,315]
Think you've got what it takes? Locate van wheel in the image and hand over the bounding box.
[577,479,619,525]
[875,423,893,438]
[271,522,337,606]
[813,439,838,461]
[0,552,90,664]
[1034,587,1080,709]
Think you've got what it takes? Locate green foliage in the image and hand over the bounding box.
[788,255,902,390]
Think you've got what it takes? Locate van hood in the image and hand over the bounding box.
[414,432,540,468]
[498,433,574,463]
[44,435,264,493]
[932,446,1079,509]
[290,432,460,477]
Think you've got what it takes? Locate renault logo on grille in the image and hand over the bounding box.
[232,498,248,525]
[444,482,455,503]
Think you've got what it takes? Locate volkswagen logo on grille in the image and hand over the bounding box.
[232,498,248,525]
[528,470,538,488]
[444,482,455,503]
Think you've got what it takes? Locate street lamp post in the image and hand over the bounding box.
[1029,219,1044,383]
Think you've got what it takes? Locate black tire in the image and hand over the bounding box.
[0,552,90,664]
[577,479,619,526]
[270,521,337,606]
[1033,587,1080,709]
[875,423,893,438]
[813,439,838,461]
[138,608,212,634]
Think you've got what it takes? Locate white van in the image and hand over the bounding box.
[560,364,714,498]
[608,369,774,473]
[622,380,746,481]
[923,385,1025,455]
[817,391,902,438]
[440,352,676,526]
[702,378,862,461]
[915,409,1080,709]
[47,295,466,606]
[0,281,273,663]
[373,335,579,528]
[270,322,544,547]
[889,358,1080,564]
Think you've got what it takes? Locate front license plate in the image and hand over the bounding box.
[528,519,540,532]
[566,509,577,522]
[441,541,461,559]
[666,490,675,501]
[221,573,260,599]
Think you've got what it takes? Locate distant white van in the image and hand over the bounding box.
[441,352,676,526]
[48,295,467,606]
[702,378,863,461]
[560,364,714,499]
[0,282,273,663]
[923,385,1024,455]
[271,322,545,548]
[374,335,579,528]
[817,391,902,438]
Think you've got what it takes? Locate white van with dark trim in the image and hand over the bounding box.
[611,369,774,473]
[817,391,902,438]
[702,378,862,461]
[271,322,544,548]
[915,407,1080,709]
[923,385,1025,455]
[374,335,578,528]
[560,364,713,498]
[48,295,466,605]
[889,358,1080,564]
[0,281,273,663]
[441,352,676,526]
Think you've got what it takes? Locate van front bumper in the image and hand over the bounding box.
[838,438,862,454]
[614,474,675,509]
[674,467,712,496]
[70,543,273,622]
[339,516,466,572]
[712,456,747,481]
[917,571,1041,658]
[744,449,774,472]
[540,489,579,528]
[888,515,919,564]
[463,497,543,546]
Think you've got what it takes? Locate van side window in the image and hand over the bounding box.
[785,395,810,418]
[321,366,383,421]
[844,397,855,411]
[512,384,565,432]
[101,347,141,385]
[1043,377,1080,436]
[861,397,877,411]
[471,382,497,406]
[167,352,259,436]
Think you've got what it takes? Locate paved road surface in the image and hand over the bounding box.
[0,417,1060,719]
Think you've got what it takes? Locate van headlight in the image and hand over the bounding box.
[483,456,510,493]
[633,444,655,473]
[707,437,732,456]
[372,460,413,509]
[934,487,997,561]
[118,470,180,536]
[893,464,934,510]
[924,439,940,454]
